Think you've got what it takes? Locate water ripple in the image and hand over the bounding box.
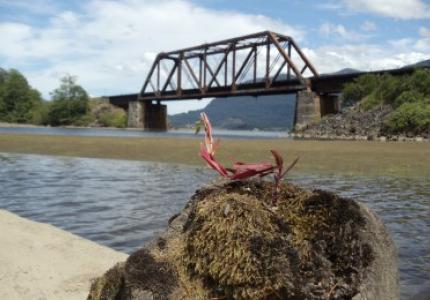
[0,152,428,299]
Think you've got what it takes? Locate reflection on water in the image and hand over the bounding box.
[0,153,428,299]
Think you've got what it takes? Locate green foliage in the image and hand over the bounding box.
[29,101,51,125]
[373,74,402,106]
[342,70,430,110]
[48,75,89,126]
[341,74,380,104]
[0,68,43,123]
[405,69,430,95]
[98,110,127,128]
[72,114,95,127]
[360,92,384,110]
[356,74,403,110]
[88,99,127,128]
[394,90,425,108]
[384,101,430,135]
[342,68,430,136]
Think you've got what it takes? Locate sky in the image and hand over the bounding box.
[0,0,429,114]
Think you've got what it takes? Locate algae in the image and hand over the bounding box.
[88,180,374,300]
[88,263,125,300]
[182,180,373,299]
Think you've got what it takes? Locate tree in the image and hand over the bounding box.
[48,75,89,126]
[0,68,42,123]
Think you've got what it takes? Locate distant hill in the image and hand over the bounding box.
[169,94,296,130]
[328,68,361,75]
[168,59,430,131]
[405,59,430,68]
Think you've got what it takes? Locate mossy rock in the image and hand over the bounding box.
[88,180,398,300]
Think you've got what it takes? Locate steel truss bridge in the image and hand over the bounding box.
[107,31,429,130]
[139,31,318,101]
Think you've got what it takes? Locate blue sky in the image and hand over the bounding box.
[0,0,429,114]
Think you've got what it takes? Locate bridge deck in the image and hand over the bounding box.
[108,65,428,109]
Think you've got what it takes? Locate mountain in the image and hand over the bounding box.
[168,60,430,131]
[169,94,296,130]
[404,59,430,68]
[328,68,361,75]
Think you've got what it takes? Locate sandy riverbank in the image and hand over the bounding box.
[0,133,429,177]
[0,210,128,299]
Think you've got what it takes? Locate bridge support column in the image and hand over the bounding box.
[127,101,144,128]
[127,101,168,130]
[143,102,168,131]
[319,94,340,116]
[294,90,321,130]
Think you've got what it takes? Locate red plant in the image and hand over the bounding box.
[198,113,298,205]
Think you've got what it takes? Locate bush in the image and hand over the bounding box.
[373,74,402,106]
[48,75,89,126]
[394,90,425,108]
[405,69,430,95]
[99,110,127,128]
[89,99,127,128]
[341,74,380,104]
[72,114,95,127]
[383,101,430,135]
[0,68,43,123]
[342,70,430,112]
[29,101,50,125]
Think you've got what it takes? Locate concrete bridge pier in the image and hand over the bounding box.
[294,91,340,130]
[127,101,168,131]
[294,90,321,130]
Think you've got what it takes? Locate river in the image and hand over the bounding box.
[0,152,428,299]
[0,126,289,139]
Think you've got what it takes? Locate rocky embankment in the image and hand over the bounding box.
[295,104,428,142]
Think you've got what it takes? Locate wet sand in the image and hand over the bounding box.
[0,133,429,177]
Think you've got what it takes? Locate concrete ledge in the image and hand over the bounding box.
[0,210,128,300]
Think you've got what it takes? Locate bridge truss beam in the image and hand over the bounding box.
[140,31,319,101]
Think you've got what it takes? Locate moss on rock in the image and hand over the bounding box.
[88,180,392,300]
[87,263,125,300]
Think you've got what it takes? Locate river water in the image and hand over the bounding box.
[0,153,428,299]
[0,126,289,139]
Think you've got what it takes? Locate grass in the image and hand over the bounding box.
[0,133,429,177]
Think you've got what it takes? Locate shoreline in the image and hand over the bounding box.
[0,209,127,299]
[0,133,429,177]
[0,122,428,143]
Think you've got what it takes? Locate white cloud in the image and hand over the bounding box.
[319,22,364,41]
[0,0,429,115]
[419,26,430,37]
[305,42,429,74]
[361,21,377,31]
[320,23,347,37]
[342,0,430,19]
[415,38,430,51]
[0,0,304,114]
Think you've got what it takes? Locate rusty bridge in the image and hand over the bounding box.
[108,31,424,130]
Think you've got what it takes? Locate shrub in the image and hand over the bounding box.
[0,69,43,123]
[394,90,425,108]
[405,69,430,95]
[89,99,127,128]
[99,110,127,128]
[360,92,384,111]
[373,74,402,106]
[29,101,50,125]
[48,75,89,126]
[383,101,430,135]
[341,74,380,104]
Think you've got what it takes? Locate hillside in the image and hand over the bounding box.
[297,68,430,139]
[169,94,296,130]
